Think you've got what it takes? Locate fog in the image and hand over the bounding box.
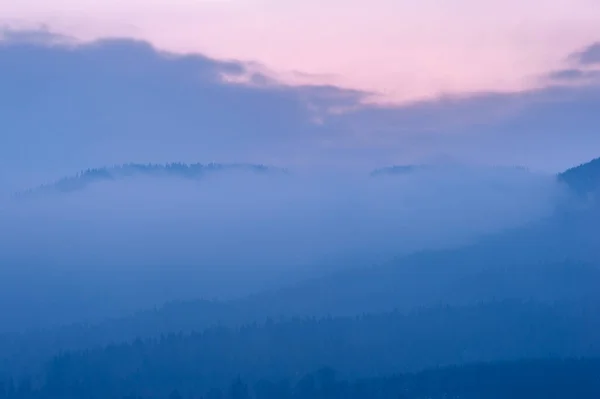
[0,164,568,330]
[1,28,600,399]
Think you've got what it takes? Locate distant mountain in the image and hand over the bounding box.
[559,157,600,196]
[249,159,600,317]
[2,156,600,378]
[369,165,426,176]
[4,300,600,383]
[10,351,600,398]
[56,156,600,326]
[14,162,287,198]
[369,164,529,177]
[3,256,599,377]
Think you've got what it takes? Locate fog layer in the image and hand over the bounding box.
[0,164,566,330]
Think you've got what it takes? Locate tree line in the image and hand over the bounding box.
[2,358,600,398]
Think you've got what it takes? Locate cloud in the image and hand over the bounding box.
[0,30,369,191]
[548,68,589,80]
[0,26,71,45]
[322,80,600,172]
[1,30,600,194]
[570,42,600,65]
[547,68,600,83]
[546,42,600,86]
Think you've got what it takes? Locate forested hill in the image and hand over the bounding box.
[559,157,600,195]
[2,300,600,396]
[2,356,599,398]
[13,163,287,197]
[371,157,600,197]
[13,155,600,198]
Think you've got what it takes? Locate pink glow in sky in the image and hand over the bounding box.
[2,0,600,102]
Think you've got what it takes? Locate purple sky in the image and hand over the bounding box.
[0,1,599,187]
[3,0,600,101]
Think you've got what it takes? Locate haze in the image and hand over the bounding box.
[0,4,600,397]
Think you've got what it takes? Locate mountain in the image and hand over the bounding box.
[13,162,287,198]
[17,158,595,198]
[7,354,600,398]
[1,157,599,378]
[371,158,600,198]
[241,157,600,317]
[4,301,600,394]
[5,308,600,398]
[14,156,600,197]
[2,260,599,376]
[369,164,529,177]
[369,165,426,176]
[559,156,600,196]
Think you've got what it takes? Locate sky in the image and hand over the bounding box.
[2,0,600,101]
[0,0,600,185]
[1,0,600,328]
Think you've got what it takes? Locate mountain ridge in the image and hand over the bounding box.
[559,156,600,195]
[13,155,600,198]
[13,162,288,198]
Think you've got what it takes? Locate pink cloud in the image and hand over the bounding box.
[2,0,600,102]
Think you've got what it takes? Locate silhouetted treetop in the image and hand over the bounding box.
[13,162,288,198]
